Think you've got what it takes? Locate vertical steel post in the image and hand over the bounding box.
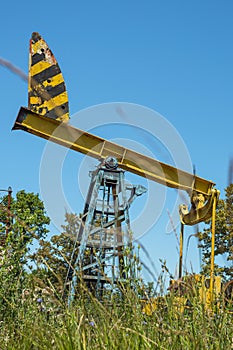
[209,193,217,303]
[179,223,184,279]
[112,183,124,276]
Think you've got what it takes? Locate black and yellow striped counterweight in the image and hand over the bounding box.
[28,32,69,122]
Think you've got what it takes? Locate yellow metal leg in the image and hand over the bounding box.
[179,223,184,279]
[209,193,217,303]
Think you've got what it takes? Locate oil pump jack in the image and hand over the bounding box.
[12,33,220,303]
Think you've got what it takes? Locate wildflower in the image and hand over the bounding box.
[89,321,95,327]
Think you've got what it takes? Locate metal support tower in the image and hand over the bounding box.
[68,157,146,303]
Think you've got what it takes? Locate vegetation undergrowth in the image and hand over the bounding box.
[0,279,233,350]
[0,189,233,349]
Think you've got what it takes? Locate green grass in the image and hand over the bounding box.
[0,285,233,350]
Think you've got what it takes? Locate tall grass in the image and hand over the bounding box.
[0,281,232,350]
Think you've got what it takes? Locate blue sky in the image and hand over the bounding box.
[1,1,233,283]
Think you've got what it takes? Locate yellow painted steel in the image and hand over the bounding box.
[142,274,222,315]
[209,194,217,303]
[32,92,68,112]
[30,38,46,53]
[29,73,64,89]
[179,223,184,278]
[28,32,69,123]
[179,189,219,226]
[30,60,51,76]
[13,107,215,200]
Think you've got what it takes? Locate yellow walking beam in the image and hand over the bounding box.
[13,32,218,227]
[13,107,214,199]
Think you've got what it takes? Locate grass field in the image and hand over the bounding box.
[0,283,232,350]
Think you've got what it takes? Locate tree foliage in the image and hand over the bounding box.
[32,212,80,297]
[0,190,50,318]
[0,189,50,266]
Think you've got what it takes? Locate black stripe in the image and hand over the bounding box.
[45,102,69,119]
[31,32,41,43]
[31,52,45,66]
[44,82,66,98]
[32,64,61,84]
